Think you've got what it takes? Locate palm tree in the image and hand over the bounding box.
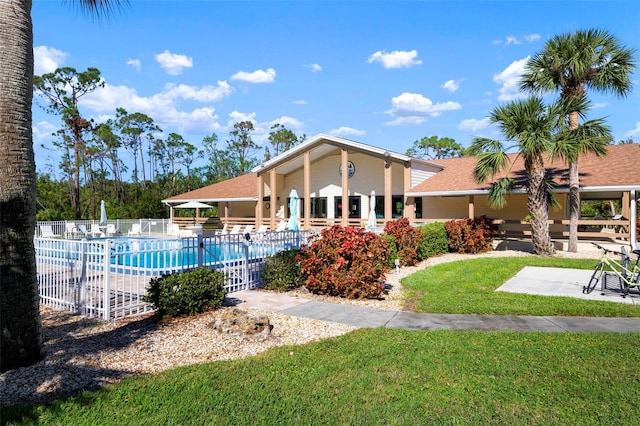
[0,0,125,372]
[471,97,560,256]
[520,29,637,252]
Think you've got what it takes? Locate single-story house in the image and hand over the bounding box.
[163,134,639,244]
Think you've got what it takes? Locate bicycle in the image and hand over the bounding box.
[583,243,640,298]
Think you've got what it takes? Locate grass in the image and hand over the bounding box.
[4,255,640,424]
[402,256,640,317]
[4,329,640,425]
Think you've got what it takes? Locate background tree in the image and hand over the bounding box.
[471,97,560,256]
[264,123,306,160]
[405,136,466,159]
[1,0,126,373]
[226,121,259,177]
[115,108,161,189]
[34,67,103,219]
[520,28,636,252]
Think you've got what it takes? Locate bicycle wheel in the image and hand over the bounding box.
[583,263,604,294]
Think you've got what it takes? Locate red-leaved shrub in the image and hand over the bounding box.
[445,216,493,254]
[297,225,390,299]
[383,218,423,266]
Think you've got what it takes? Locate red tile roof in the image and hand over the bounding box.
[409,143,640,194]
[163,173,258,203]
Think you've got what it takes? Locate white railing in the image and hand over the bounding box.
[35,219,173,239]
[35,230,316,320]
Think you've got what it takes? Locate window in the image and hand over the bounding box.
[374,195,405,218]
[414,197,422,219]
[310,197,327,218]
[334,196,361,218]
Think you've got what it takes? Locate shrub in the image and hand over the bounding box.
[380,234,398,268]
[144,267,227,317]
[417,222,449,260]
[298,225,390,299]
[383,218,423,266]
[261,249,304,291]
[445,216,493,254]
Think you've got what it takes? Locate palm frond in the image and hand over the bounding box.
[487,177,513,209]
[65,0,129,19]
[543,176,560,210]
[473,151,509,184]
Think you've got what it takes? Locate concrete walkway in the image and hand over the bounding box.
[230,266,640,333]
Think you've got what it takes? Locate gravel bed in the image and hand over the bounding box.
[1,248,601,406]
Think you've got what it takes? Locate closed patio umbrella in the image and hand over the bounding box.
[287,189,299,231]
[100,200,107,225]
[367,190,377,230]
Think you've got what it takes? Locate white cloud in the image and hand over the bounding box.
[383,116,426,126]
[154,50,193,75]
[304,63,322,72]
[270,116,304,130]
[367,50,422,69]
[126,58,141,72]
[442,79,464,92]
[231,68,276,83]
[524,33,541,43]
[77,81,234,137]
[34,46,68,75]
[228,110,257,124]
[385,92,462,122]
[163,82,232,102]
[493,57,529,101]
[459,118,492,132]
[505,36,521,45]
[329,126,366,137]
[624,122,640,139]
[292,99,308,105]
[32,120,58,140]
[80,81,232,114]
[592,102,608,109]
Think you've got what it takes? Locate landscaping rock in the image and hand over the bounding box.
[212,308,273,338]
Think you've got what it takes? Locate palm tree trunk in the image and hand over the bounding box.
[526,155,555,256]
[568,159,580,252]
[0,0,44,372]
[567,110,581,253]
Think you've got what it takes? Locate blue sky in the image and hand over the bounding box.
[32,1,640,174]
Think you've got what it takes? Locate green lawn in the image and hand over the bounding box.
[4,255,640,425]
[5,329,640,425]
[401,257,640,317]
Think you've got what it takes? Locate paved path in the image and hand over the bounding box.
[231,266,640,333]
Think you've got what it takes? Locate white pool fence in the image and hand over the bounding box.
[35,229,315,320]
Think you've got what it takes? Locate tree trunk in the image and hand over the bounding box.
[0,0,44,372]
[567,110,581,253]
[568,159,580,252]
[526,155,555,256]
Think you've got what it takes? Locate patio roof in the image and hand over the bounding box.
[407,143,640,197]
[162,173,258,204]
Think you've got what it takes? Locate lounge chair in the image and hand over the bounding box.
[242,225,254,235]
[216,223,229,235]
[229,224,242,234]
[128,223,142,236]
[90,223,103,237]
[169,224,181,236]
[255,225,269,234]
[274,221,287,232]
[106,224,118,236]
[65,222,78,238]
[77,224,89,237]
[40,225,61,238]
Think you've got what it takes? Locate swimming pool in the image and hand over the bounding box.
[109,236,292,270]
